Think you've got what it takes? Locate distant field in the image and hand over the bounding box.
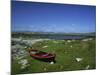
[11,37,96,74]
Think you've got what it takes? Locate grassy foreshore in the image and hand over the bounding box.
[12,38,96,74]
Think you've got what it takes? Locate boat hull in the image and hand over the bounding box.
[29,49,56,62]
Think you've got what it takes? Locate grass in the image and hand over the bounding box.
[11,38,96,75]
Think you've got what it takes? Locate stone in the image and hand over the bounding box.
[67,40,71,43]
[76,58,83,62]
[43,46,48,48]
[70,45,72,48]
[44,68,47,71]
[85,65,90,69]
[50,61,54,64]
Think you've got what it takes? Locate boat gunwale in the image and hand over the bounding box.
[29,49,56,59]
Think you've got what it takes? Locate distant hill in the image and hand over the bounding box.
[12,31,96,36]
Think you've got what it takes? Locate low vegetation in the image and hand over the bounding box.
[11,38,96,74]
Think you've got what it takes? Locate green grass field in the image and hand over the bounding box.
[12,38,96,75]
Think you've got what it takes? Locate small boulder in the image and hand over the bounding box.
[70,45,72,48]
[50,61,54,64]
[67,40,71,43]
[44,68,47,71]
[85,65,90,69]
[76,58,83,62]
[42,46,48,48]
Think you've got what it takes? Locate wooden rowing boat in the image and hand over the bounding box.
[28,49,56,62]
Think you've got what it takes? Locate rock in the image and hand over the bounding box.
[85,65,90,69]
[21,65,26,69]
[17,56,24,60]
[21,64,30,69]
[18,59,29,69]
[18,59,28,65]
[24,46,27,48]
[89,38,93,40]
[76,58,83,62]
[53,41,58,43]
[43,46,48,48]
[63,40,65,41]
[67,40,71,43]
[70,45,72,48]
[82,39,88,41]
[44,68,47,71]
[82,38,93,42]
[50,61,54,64]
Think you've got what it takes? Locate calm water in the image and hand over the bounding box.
[31,35,91,40]
[12,33,95,40]
[48,35,86,40]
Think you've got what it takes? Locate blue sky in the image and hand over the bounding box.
[11,1,96,33]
